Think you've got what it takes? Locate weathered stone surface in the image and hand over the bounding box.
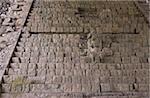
[0,1,149,98]
[28,1,144,33]
[28,63,37,76]
[1,84,11,93]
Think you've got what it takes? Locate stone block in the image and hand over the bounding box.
[45,75,53,84]
[37,68,46,76]
[101,83,111,92]
[53,76,62,84]
[64,63,72,70]
[14,52,22,57]
[62,76,72,84]
[8,68,21,75]
[63,83,72,92]
[73,69,82,76]
[20,57,30,63]
[28,63,37,76]
[2,84,11,93]
[72,76,81,84]
[47,69,56,76]
[30,84,45,92]
[3,75,13,83]
[47,63,55,70]
[131,56,140,63]
[27,76,45,84]
[22,52,30,58]
[56,68,64,75]
[80,63,90,69]
[114,57,122,63]
[117,84,129,91]
[138,84,149,91]
[11,83,22,93]
[129,83,139,91]
[39,57,47,64]
[77,27,84,33]
[72,83,82,92]
[11,57,20,63]
[64,69,74,76]
[55,63,63,69]
[57,27,63,33]
[91,83,101,93]
[81,83,91,92]
[22,84,30,93]
[29,57,38,63]
[10,63,19,69]
[20,63,28,75]
[16,46,24,52]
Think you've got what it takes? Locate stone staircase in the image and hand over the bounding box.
[0,23,149,97]
[1,61,149,97]
[135,0,149,23]
[0,1,149,98]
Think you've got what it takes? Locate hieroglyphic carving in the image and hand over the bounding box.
[79,31,114,63]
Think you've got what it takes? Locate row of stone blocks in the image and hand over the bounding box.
[12,30,148,64]
[0,93,149,98]
[1,82,149,93]
[27,0,148,33]
[4,63,149,82]
[1,62,149,93]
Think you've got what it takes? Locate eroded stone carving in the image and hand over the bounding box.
[78,31,114,63]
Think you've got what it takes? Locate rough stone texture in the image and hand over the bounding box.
[1,32,149,95]
[0,0,34,93]
[0,0,149,98]
[135,0,149,24]
[28,1,145,34]
[0,93,149,98]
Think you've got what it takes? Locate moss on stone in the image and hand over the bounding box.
[11,76,31,89]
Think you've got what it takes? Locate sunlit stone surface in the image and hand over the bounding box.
[0,0,149,98]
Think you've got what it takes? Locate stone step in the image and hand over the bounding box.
[8,63,149,70]
[2,73,149,84]
[10,56,148,64]
[13,51,149,62]
[4,63,149,84]
[0,93,83,98]
[27,1,144,33]
[10,30,148,64]
[136,1,149,24]
[1,82,149,93]
[1,74,149,93]
[3,75,149,84]
[6,67,149,80]
[0,93,148,98]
